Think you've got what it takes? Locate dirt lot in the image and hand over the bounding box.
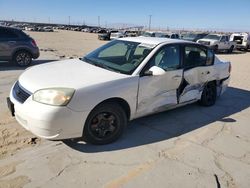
[0,30,250,188]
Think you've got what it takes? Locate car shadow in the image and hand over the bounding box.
[0,59,58,71]
[215,50,246,55]
[63,86,250,153]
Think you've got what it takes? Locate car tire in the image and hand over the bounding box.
[199,82,217,106]
[13,51,32,67]
[245,45,249,51]
[82,102,127,145]
[214,45,218,53]
[228,46,234,53]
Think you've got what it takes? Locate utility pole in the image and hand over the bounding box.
[98,16,100,27]
[48,17,50,24]
[68,16,71,25]
[148,15,152,31]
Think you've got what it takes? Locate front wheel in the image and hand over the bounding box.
[199,82,217,106]
[82,102,127,145]
[213,45,219,53]
[13,51,32,67]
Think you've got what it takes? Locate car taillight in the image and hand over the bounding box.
[229,62,232,73]
[31,39,37,47]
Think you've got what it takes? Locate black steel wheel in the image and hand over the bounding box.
[199,82,217,106]
[82,102,127,145]
[14,51,32,67]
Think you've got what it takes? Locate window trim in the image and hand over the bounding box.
[139,43,182,76]
[182,44,214,70]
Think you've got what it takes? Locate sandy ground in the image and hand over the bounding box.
[27,30,107,58]
[0,30,250,188]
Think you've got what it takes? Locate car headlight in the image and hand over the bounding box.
[33,88,75,106]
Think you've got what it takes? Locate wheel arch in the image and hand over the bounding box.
[11,48,33,59]
[91,97,131,120]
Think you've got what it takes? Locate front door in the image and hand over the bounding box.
[137,44,183,117]
[219,36,228,50]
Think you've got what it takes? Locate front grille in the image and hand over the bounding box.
[13,82,31,103]
[198,41,210,45]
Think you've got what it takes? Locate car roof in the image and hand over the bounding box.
[185,32,208,34]
[231,33,249,36]
[118,36,194,46]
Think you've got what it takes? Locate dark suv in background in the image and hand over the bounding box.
[0,26,39,66]
[182,33,209,42]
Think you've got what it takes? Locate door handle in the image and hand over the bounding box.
[8,41,16,44]
[201,71,210,75]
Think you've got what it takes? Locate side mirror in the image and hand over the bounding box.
[143,70,153,76]
[143,66,165,76]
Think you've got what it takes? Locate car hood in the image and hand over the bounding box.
[183,38,195,42]
[19,59,129,93]
[198,39,218,42]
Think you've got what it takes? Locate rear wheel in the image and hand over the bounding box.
[82,102,127,145]
[199,82,217,106]
[228,46,234,53]
[13,51,32,67]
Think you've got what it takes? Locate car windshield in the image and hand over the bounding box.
[82,40,154,75]
[142,32,153,37]
[203,34,221,40]
[182,33,197,40]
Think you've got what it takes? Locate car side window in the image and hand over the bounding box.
[225,36,229,42]
[220,36,226,42]
[148,45,180,71]
[184,46,207,68]
[0,29,4,39]
[0,29,19,39]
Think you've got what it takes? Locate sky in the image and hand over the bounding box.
[0,0,250,31]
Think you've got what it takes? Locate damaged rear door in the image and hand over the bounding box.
[178,45,215,103]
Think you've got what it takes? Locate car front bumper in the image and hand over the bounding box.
[236,44,248,49]
[9,89,89,140]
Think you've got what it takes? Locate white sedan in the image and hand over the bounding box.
[7,37,231,144]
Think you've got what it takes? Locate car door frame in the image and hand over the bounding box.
[135,43,184,117]
[219,35,228,50]
[177,43,215,104]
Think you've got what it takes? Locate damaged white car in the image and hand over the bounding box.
[7,37,231,144]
